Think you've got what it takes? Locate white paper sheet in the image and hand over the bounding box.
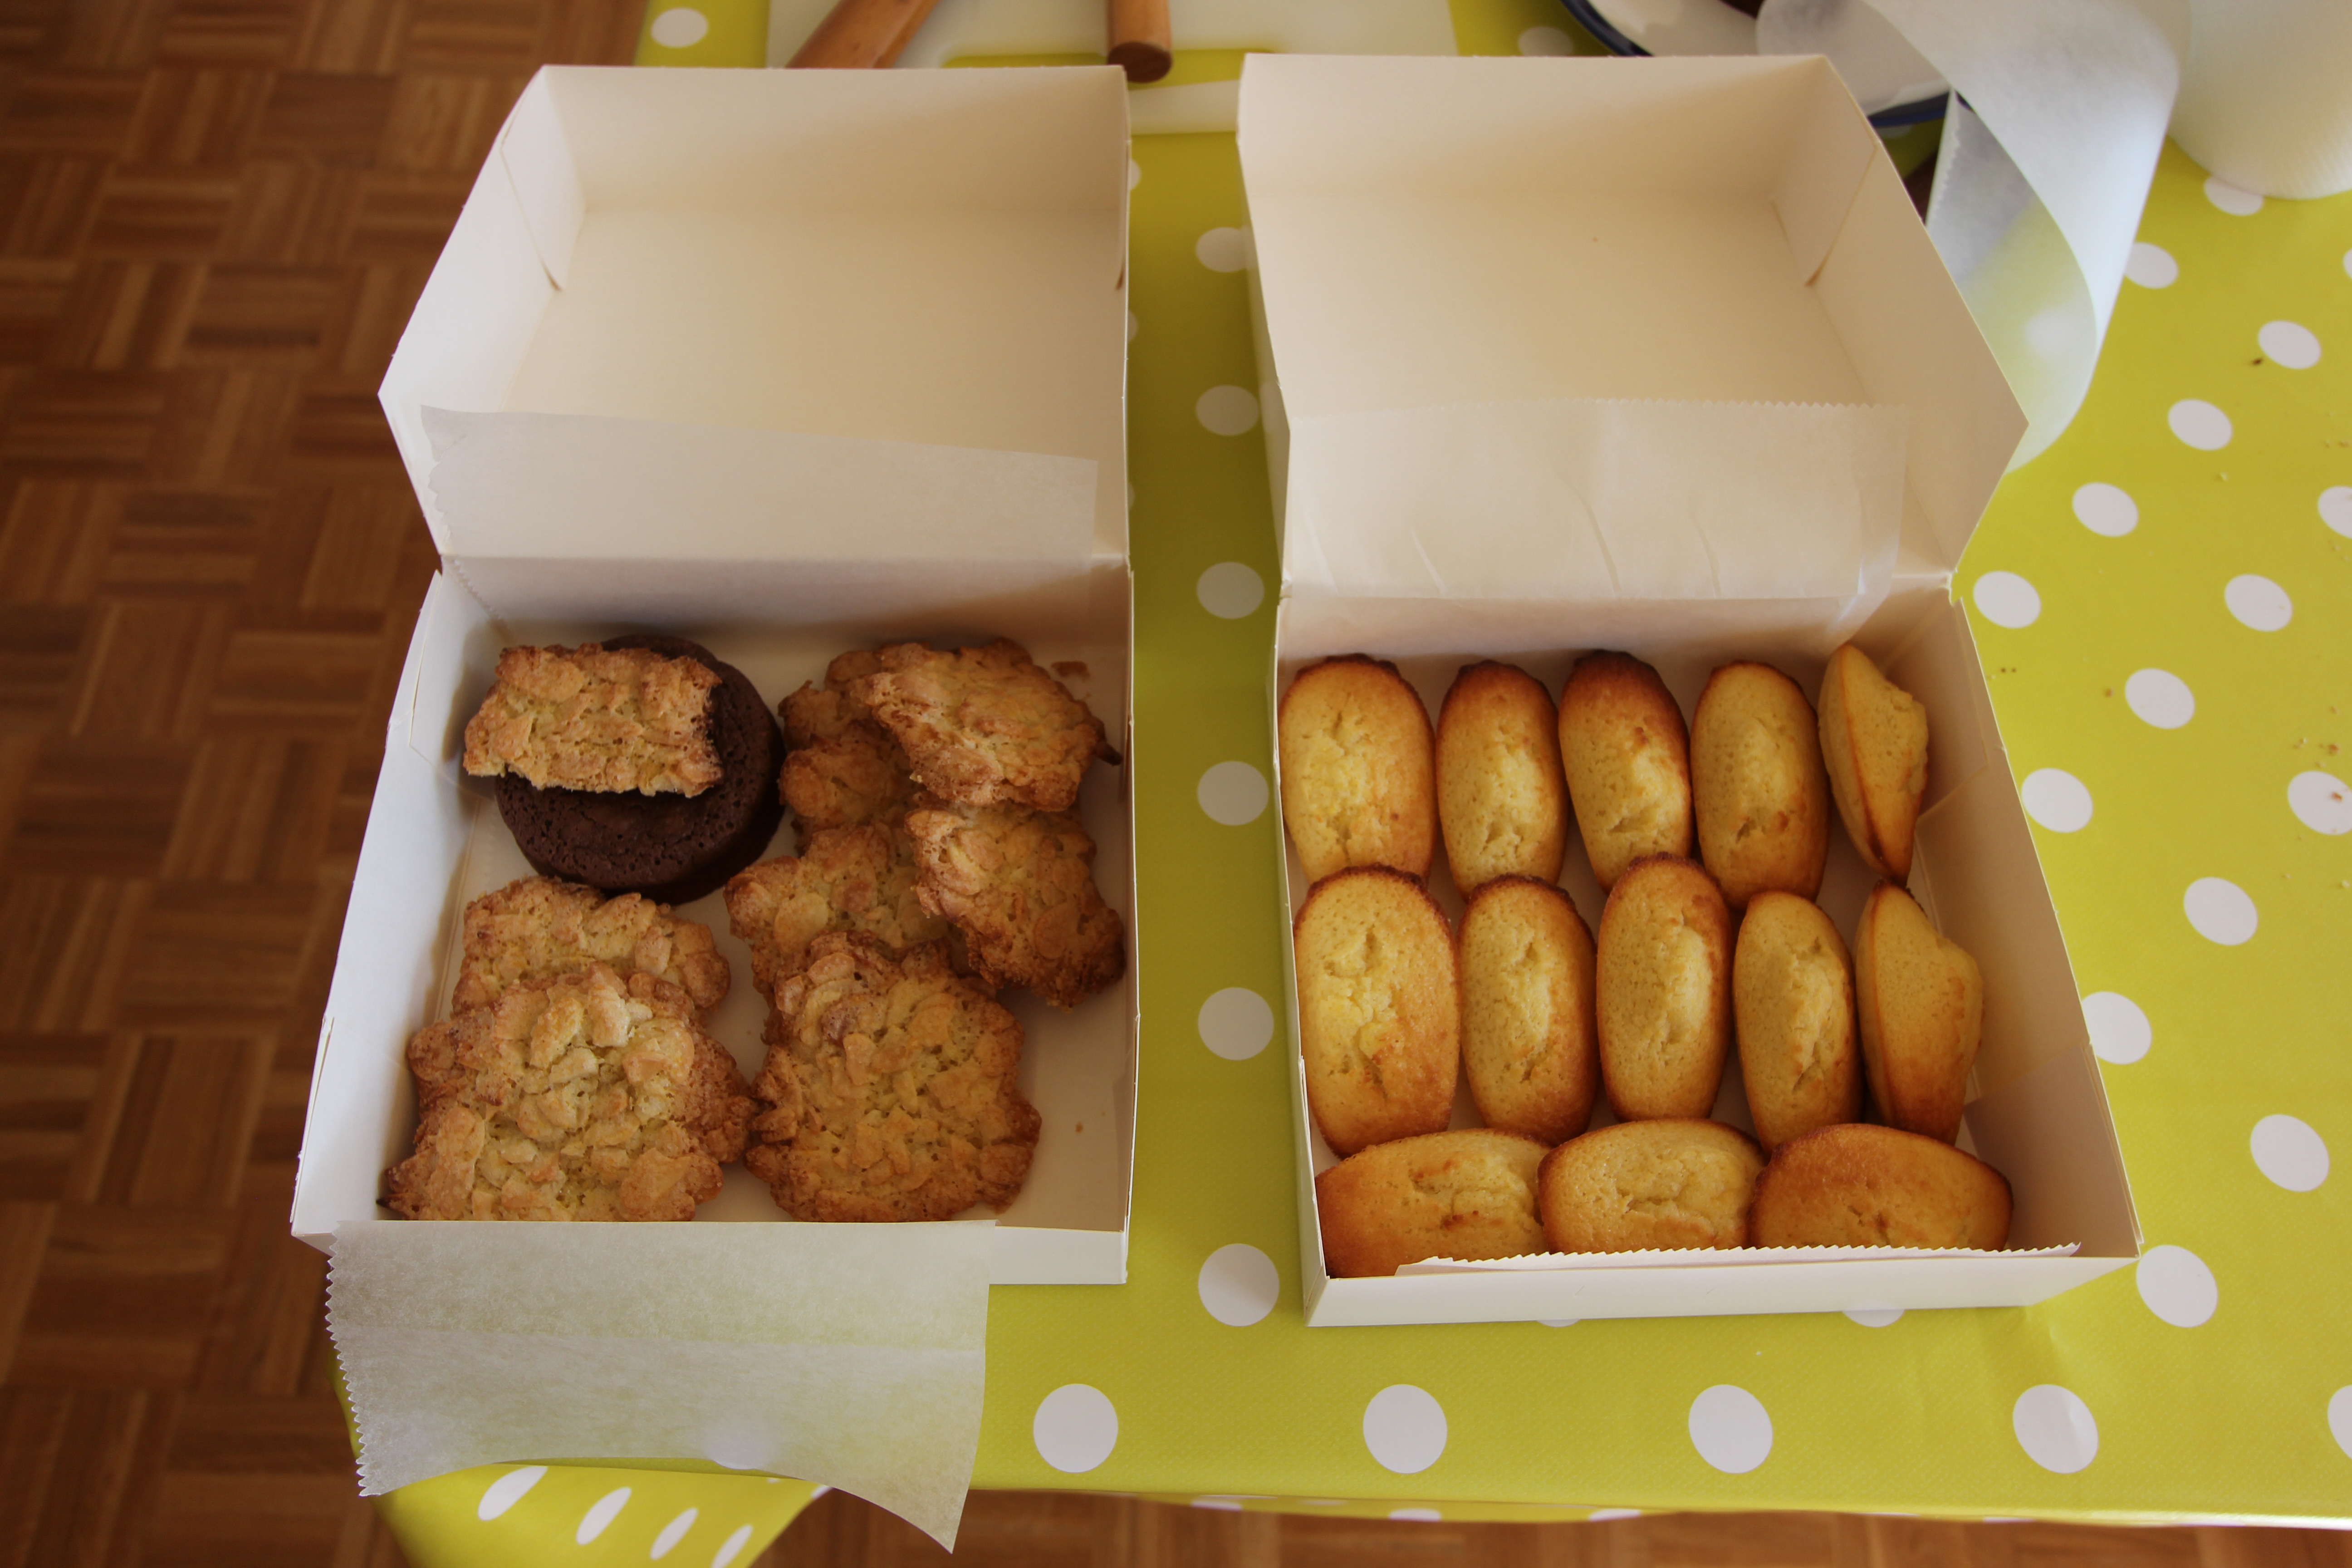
[330,1219,993,1548]
[2171,0,2352,199]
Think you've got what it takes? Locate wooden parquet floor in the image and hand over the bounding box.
[0,3,2344,1565]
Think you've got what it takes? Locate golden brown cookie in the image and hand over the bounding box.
[1293,866,1458,1156]
[462,643,723,796]
[1855,881,1982,1143]
[723,823,950,1000]
[1690,661,1831,909]
[1538,1118,1763,1253]
[1557,651,1692,889]
[1818,643,1930,880]
[1436,661,1568,892]
[1316,1129,1549,1278]
[1594,854,1732,1121]
[1732,890,1859,1151]
[745,934,1040,1223]
[1278,655,1437,883]
[779,649,916,838]
[1750,1122,2010,1249]
[903,797,1125,1011]
[451,876,730,1016]
[1458,876,1597,1145]
[848,639,1114,813]
[387,964,753,1222]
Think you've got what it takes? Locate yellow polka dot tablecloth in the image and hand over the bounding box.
[366,5,2352,1562]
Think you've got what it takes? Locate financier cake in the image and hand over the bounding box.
[1557,652,1692,889]
[1293,866,1458,1156]
[1690,661,1831,909]
[451,876,731,1017]
[1817,642,1931,879]
[1458,876,1597,1145]
[1279,655,1437,882]
[1436,661,1568,892]
[1733,891,1859,1151]
[1855,882,1983,1143]
[387,964,755,1223]
[745,933,1040,1223]
[1316,1130,1549,1278]
[1539,1118,1764,1253]
[1594,854,1733,1121]
[493,634,787,906]
[1750,1122,2011,1250]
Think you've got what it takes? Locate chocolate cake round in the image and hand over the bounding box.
[496,634,786,905]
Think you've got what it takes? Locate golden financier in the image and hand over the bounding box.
[1817,642,1930,880]
[1750,1123,2010,1249]
[1279,655,1436,882]
[1294,866,1458,1156]
[1436,661,1569,892]
[1539,1118,1764,1253]
[1556,651,1692,889]
[1595,855,1732,1121]
[1690,661,1831,908]
[1317,1129,1549,1277]
[1733,891,1860,1151]
[1458,876,1597,1144]
[1854,882,1983,1143]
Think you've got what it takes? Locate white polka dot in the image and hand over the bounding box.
[2124,242,2178,288]
[1390,1508,1443,1522]
[2184,877,2258,945]
[1363,1385,1447,1474]
[2013,1385,2099,1473]
[2330,1389,2352,1458]
[2225,574,2293,630]
[1198,1242,1279,1325]
[1197,760,1268,825]
[1197,987,1274,1060]
[2125,668,2195,729]
[648,6,709,47]
[651,1508,698,1560]
[2204,176,2263,215]
[2251,1114,2330,1191]
[1127,159,1141,191]
[1590,1509,1643,1521]
[1126,311,1137,342]
[2259,320,2321,368]
[1973,570,2041,628]
[1519,24,1577,54]
[1196,385,1260,436]
[2168,398,2233,450]
[476,1466,546,1521]
[1689,1386,1773,1474]
[2072,482,2138,537]
[710,1524,756,1568]
[2021,769,2094,833]
[1034,1385,1118,1473]
[2289,771,2352,834]
[1844,1303,1904,1328]
[2136,1244,2219,1327]
[2322,486,2352,537]
[1196,561,1264,619]
[1538,1318,1578,1328]
[2083,992,2152,1065]
[577,1488,631,1544]
[1195,226,1250,272]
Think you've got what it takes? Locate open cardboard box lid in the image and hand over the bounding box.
[1236,54,2141,1323]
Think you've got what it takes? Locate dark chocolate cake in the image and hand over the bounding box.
[495,634,786,904]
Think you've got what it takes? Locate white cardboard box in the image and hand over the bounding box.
[1237,53,2141,1325]
[293,64,1139,1286]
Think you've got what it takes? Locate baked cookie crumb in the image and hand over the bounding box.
[723,823,950,999]
[850,639,1114,813]
[463,643,724,796]
[451,876,730,1015]
[904,797,1125,1010]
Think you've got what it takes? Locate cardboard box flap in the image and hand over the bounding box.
[495,71,583,288]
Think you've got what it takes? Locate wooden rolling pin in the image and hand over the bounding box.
[1107,0,1171,82]
[788,0,942,67]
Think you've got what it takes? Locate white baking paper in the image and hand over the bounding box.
[2171,0,2352,199]
[1760,0,2185,468]
[329,1219,992,1548]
